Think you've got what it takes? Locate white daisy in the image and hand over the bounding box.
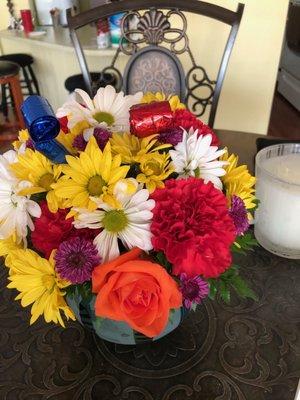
[73,179,155,262]
[56,85,142,132]
[169,128,228,189]
[0,151,41,242]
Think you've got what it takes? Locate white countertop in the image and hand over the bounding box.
[0,26,119,57]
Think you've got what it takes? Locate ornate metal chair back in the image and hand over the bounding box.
[67,0,244,127]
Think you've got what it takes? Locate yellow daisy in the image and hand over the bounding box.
[13,129,30,153]
[0,235,23,266]
[110,132,170,164]
[10,149,63,213]
[53,136,130,212]
[142,92,186,111]
[221,150,256,210]
[137,152,174,193]
[6,249,75,327]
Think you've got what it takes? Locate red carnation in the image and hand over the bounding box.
[173,109,219,146]
[151,178,236,278]
[31,201,99,258]
[58,116,69,134]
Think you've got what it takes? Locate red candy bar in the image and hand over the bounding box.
[130,101,174,138]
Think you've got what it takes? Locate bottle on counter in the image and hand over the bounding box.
[96,18,110,49]
[20,9,34,33]
[109,13,126,48]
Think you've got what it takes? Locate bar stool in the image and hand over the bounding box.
[0,61,25,129]
[65,72,118,94]
[0,53,39,117]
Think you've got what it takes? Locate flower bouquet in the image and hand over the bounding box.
[0,86,258,344]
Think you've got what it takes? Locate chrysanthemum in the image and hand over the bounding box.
[11,149,64,213]
[0,151,41,242]
[6,249,75,327]
[158,127,183,146]
[180,273,209,309]
[55,237,100,284]
[73,126,111,152]
[169,128,227,190]
[136,152,174,193]
[57,85,142,132]
[220,150,256,209]
[74,180,155,262]
[53,137,130,212]
[109,132,170,164]
[142,92,186,111]
[12,129,34,154]
[229,195,249,236]
[0,235,23,266]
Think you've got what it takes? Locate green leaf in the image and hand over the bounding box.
[232,232,259,254]
[250,198,260,214]
[230,275,258,301]
[30,192,47,203]
[208,279,218,300]
[219,280,231,304]
[210,264,258,304]
[66,281,93,302]
[93,316,104,330]
[152,251,172,273]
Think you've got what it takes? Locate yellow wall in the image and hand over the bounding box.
[0,0,289,134]
[0,0,30,30]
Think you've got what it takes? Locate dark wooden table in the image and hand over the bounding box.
[0,131,299,400]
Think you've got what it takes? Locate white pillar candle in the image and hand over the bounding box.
[255,144,300,259]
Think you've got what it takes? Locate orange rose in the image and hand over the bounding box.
[92,248,182,338]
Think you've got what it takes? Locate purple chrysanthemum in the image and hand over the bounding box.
[93,127,111,150]
[72,133,86,151]
[229,195,249,236]
[72,127,111,151]
[180,273,209,309]
[158,127,183,146]
[54,237,101,284]
[25,138,35,150]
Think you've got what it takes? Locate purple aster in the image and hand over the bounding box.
[229,195,249,236]
[180,273,209,309]
[93,127,111,150]
[72,127,111,152]
[158,127,183,146]
[54,237,101,284]
[25,138,35,150]
[72,133,86,151]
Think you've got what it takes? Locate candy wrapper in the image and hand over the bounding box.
[21,95,69,164]
[130,101,173,138]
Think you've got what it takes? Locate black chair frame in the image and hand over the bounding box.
[67,0,244,127]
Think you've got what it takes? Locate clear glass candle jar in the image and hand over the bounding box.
[254,143,300,259]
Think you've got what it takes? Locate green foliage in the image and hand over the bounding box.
[94,316,104,330]
[208,264,258,304]
[127,163,141,179]
[30,192,47,203]
[66,281,93,302]
[251,198,260,212]
[151,251,173,273]
[232,232,259,255]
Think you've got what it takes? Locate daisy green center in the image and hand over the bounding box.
[93,111,115,126]
[194,167,200,178]
[38,173,55,191]
[88,175,105,196]
[102,210,128,233]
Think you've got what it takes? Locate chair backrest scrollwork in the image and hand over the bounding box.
[67,0,244,127]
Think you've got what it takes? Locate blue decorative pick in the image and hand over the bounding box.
[21,95,70,164]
